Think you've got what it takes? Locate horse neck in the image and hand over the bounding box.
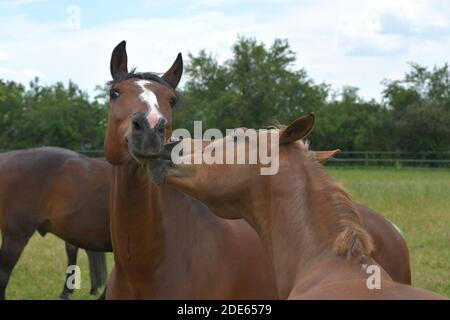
[110,162,167,272]
[110,161,209,275]
[249,149,369,299]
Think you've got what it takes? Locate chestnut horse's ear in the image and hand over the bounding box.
[279,113,315,145]
[314,149,341,164]
[110,40,128,80]
[162,53,183,89]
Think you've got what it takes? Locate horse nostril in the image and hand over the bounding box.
[156,118,166,134]
[124,136,129,144]
[132,120,142,132]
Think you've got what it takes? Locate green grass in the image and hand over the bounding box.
[328,167,450,297]
[5,234,114,300]
[2,168,449,299]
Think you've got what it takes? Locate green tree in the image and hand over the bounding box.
[0,78,107,150]
[383,63,450,154]
[175,37,327,132]
[0,80,26,149]
[310,86,391,151]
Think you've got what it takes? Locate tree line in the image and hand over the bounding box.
[1,37,449,156]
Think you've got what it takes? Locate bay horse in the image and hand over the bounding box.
[104,41,277,299]
[148,114,445,299]
[0,147,111,299]
[104,41,411,298]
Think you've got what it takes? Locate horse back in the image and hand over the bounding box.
[357,203,412,285]
[0,147,111,250]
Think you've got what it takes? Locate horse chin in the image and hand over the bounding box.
[146,159,174,185]
[145,140,188,185]
[128,145,164,166]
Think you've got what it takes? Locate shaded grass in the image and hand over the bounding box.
[5,234,114,300]
[3,168,449,299]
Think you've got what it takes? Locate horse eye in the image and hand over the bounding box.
[169,96,177,107]
[110,88,120,100]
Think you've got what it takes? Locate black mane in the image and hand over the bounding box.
[107,69,173,89]
[106,68,182,106]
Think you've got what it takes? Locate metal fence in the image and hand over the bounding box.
[327,151,450,168]
[71,150,450,168]
[2,149,450,168]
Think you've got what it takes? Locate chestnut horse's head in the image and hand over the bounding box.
[104,41,182,165]
[147,113,316,219]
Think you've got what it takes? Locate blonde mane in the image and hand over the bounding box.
[296,140,374,261]
[326,180,374,260]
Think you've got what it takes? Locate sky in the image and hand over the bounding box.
[1,0,450,100]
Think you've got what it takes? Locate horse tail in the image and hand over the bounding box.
[86,250,108,295]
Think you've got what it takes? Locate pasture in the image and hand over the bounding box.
[3,167,449,299]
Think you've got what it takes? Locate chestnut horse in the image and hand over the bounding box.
[0,147,111,299]
[147,114,443,299]
[104,41,277,299]
[104,41,412,298]
[148,114,445,299]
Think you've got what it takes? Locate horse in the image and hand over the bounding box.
[148,113,445,299]
[103,41,278,299]
[104,41,410,299]
[0,147,111,299]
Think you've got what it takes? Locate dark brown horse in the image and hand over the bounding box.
[103,41,412,298]
[148,114,445,299]
[0,147,111,299]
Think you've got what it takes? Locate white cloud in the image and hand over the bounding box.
[0,0,48,7]
[23,68,45,79]
[1,0,450,101]
[0,50,8,62]
[366,0,449,30]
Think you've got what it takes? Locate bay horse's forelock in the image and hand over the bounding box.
[108,70,173,93]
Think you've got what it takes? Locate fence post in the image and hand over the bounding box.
[365,151,368,167]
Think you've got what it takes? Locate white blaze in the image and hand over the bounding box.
[136,80,164,128]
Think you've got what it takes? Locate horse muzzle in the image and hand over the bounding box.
[126,112,166,162]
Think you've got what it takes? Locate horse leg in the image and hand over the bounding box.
[97,286,107,300]
[59,242,78,300]
[0,231,33,300]
[86,250,107,296]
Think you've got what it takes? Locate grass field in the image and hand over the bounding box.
[3,167,450,299]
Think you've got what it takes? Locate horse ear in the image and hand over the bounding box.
[280,113,315,145]
[110,40,128,80]
[162,53,183,89]
[314,149,341,164]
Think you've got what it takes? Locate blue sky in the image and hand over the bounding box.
[1,0,450,100]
